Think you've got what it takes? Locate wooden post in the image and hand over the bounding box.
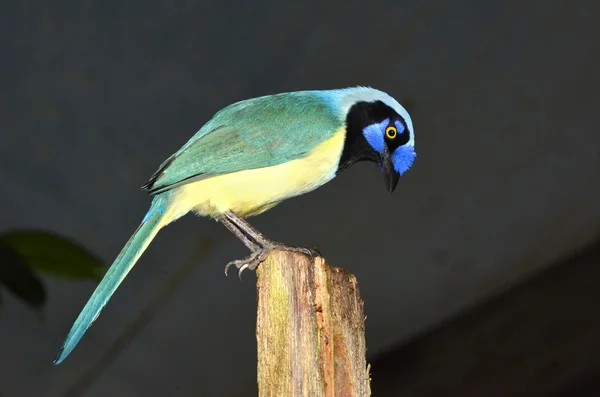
[256,250,370,397]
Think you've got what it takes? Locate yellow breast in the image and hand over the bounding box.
[174,127,346,218]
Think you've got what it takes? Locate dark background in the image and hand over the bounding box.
[2,1,599,396]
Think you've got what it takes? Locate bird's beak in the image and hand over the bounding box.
[381,146,400,193]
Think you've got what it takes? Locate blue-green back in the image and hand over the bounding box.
[145,90,343,194]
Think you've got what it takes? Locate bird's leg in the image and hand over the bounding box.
[219,217,265,280]
[219,211,320,280]
[223,210,320,257]
[219,216,259,251]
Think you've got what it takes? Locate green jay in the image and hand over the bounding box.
[53,86,416,364]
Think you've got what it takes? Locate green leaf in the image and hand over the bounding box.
[0,230,105,282]
[0,239,46,309]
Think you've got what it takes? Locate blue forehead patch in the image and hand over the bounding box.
[362,118,389,152]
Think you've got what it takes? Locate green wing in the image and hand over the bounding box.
[142,91,342,195]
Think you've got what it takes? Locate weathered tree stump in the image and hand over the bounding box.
[256,250,370,397]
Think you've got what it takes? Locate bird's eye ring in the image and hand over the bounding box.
[385,126,397,139]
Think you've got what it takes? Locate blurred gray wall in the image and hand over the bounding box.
[1,0,599,396]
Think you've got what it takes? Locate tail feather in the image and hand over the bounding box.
[53,201,172,364]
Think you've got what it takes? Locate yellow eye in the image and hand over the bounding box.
[385,126,397,139]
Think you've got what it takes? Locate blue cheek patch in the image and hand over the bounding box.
[392,145,416,175]
[362,118,389,153]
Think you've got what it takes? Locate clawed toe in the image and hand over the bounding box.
[270,244,321,258]
[296,246,321,257]
[224,248,271,281]
[236,263,249,280]
[224,257,249,276]
[307,247,322,257]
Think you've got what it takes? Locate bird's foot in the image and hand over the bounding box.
[224,242,321,281]
[224,248,270,280]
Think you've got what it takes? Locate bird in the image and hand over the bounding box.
[53,86,416,364]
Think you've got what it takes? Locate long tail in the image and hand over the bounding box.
[53,197,175,364]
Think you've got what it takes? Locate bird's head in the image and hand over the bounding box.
[337,87,416,192]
